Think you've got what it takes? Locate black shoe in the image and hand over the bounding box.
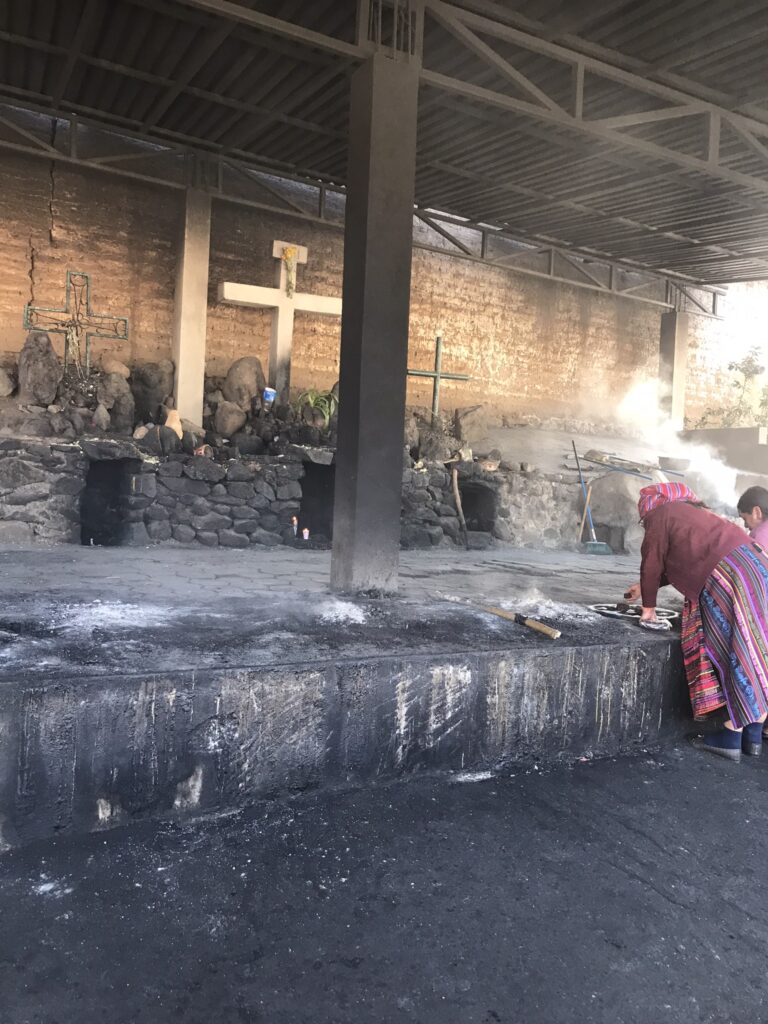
[690,733,742,762]
[743,723,763,757]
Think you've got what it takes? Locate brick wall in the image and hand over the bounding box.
[1,150,765,422]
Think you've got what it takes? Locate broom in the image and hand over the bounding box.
[571,441,613,555]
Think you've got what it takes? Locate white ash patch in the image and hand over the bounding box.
[32,874,73,898]
[54,601,173,632]
[318,600,366,625]
[497,594,599,623]
[453,770,495,783]
[438,591,598,625]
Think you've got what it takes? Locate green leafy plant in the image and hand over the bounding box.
[690,347,766,428]
[295,388,338,427]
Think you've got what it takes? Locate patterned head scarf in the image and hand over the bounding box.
[638,482,701,520]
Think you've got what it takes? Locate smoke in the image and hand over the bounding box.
[616,379,669,426]
[615,381,740,510]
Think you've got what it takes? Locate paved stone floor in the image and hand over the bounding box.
[2,741,765,1024]
[0,543,648,608]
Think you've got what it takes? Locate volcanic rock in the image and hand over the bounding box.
[17,333,63,405]
[97,373,135,433]
[146,520,173,542]
[92,404,111,432]
[222,356,265,410]
[230,432,265,455]
[219,529,249,548]
[100,357,131,379]
[140,425,182,456]
[215,401,247,438]
[183,457,226,483]
[250,527,282,546]
[131,360,175,422]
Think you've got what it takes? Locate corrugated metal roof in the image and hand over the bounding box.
[2,0,768,283]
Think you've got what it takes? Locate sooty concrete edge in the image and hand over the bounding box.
[0,609,686,845]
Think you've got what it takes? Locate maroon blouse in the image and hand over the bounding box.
[640,501,749,606]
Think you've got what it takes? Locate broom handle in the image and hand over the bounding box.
[572,441,598,542]
[578,484,592,543]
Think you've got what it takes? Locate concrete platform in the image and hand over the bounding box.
[0,546,686,845]
[2,744,766,1024]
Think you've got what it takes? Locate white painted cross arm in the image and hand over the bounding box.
[217,282,342,317]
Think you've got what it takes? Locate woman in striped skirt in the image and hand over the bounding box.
[625,482,768,761]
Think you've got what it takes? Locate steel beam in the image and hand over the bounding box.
[425,1,768,138]
[420,69,768,200]
[428,3,562,112]
[169,0,370,59]
[420,1,768,196]
[0,102,728,306]
[423,157,767,270]
[416,212,476,256]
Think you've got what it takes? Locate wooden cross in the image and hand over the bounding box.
[218,240,342,397]
[23,270,129,381]
[408,333,470,425]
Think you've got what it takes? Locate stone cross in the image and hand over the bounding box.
[23,270,129,381]
[407,332,470,425]
[218,240,342,397]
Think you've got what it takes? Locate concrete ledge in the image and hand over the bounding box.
[0,629,685,846]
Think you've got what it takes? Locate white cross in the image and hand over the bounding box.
[217,240,342,397]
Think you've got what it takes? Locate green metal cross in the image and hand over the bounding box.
[23,270,129,380]
[407,332,470,425]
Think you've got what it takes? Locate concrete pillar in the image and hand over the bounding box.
[659,310,689,428]
[172,189,211,426]
[330,53,420,594]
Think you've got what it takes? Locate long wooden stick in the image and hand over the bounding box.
[451,465,469,549]
[438,592,561,640]
[578,483,593,543]
[485,605,562,640]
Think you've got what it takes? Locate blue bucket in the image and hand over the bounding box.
[263,387,277,405]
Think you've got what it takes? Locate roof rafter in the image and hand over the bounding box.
[168,0,369,59]
[52,0,103,108]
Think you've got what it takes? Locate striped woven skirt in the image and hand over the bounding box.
[681,599,724,720]
[695,543,768,729]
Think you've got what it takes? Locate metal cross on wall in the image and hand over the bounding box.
[23,270,129,381]
[407,333,470,425]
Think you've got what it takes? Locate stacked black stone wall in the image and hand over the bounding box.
[133,455,304,548]
[0,439,581,550]
[0,439,86,543]
[401,461,459,548]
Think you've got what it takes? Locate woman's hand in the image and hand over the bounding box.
[624,582,641,602]
[640,606,657,622]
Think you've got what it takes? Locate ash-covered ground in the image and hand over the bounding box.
[2,742,765,1024]
[0,545,673,680]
